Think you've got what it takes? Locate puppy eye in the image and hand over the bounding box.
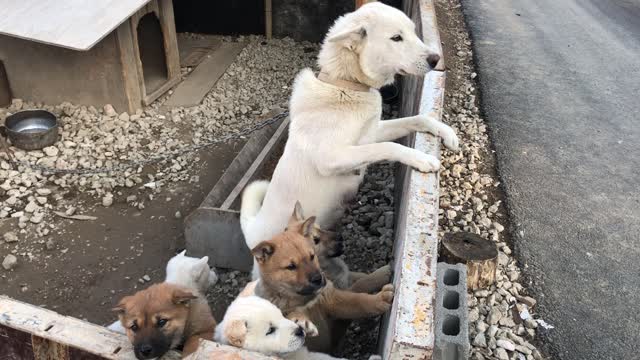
[285,263,297,271]
[130,322,139,332]
[266,326,276,335]
[157,319,168,328]
[313,236,320,245]
[391,35,403,42]
[310,254,315,260]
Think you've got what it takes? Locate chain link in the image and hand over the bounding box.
[5,111,289,176]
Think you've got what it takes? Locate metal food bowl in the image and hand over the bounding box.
[1,110,59,151]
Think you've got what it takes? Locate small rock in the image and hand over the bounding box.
[119,112,130,121]
[104,104,117,117]
[515,345,532,355]
[487,325,499,337]
[126,195,137,203]
[25,201,39,213]
[142,275,151,282]
[497,339,516,351]
[2,254,18,270]
[43,146,59,157]
[472,332,487,348]
[45,239,55,250]
[488,308,503,325]
[36,196,48,205]
[102,194,114,207]
[517,295,537,308]
[175,211,182,219]
[36,188,52,196]
[498,252,509,266]
[30,213,44,224]
[495,348,509,360]
[468,307,480,322]
[3,232,19,243]
[524,319,538,329]
[474,289,490,297]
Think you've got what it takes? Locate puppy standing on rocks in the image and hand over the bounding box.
[241,3,460,276]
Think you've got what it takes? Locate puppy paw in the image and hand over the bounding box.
[375,284,395,313]
[293,318,319,337]
[438,124,460,151]
[412,153,440,173]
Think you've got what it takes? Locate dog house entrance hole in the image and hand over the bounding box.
[137,13,168,95]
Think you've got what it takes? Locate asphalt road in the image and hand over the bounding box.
[459,1,640,359]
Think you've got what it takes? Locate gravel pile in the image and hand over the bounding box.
[436,0,545,358]
[0,36,317,236]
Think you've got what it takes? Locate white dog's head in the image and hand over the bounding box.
[318,2,439,88]
[165,250,218,294]
[214,296,306,355]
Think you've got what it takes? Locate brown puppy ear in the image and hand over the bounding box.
[301,216,317,238]
[112,296,131,315]
[225,320,247,347]
[251,241,275,263]
[288,201,305,227]
[172,289,197,306]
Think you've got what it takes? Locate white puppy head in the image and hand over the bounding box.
[165,250,218,294]
[318,2,439,88]
[215,296,306,355]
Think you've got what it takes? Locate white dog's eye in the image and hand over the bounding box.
[266,325,276,335]
[391,35,403,42]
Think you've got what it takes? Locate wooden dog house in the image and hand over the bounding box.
[0,0,180,113]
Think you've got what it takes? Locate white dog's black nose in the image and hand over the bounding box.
[427,54,441,68]
[295,326,305,337]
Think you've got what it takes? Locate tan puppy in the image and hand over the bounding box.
[113,282,216,359]
[290,202,391,293]
[252,204,394,353]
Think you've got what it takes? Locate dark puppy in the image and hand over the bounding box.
[113,282,216,359]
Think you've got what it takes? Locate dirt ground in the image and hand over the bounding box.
[0,139,243,324]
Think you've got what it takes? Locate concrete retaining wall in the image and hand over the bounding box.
[379,0,446,358]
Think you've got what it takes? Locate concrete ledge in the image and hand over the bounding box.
[380,0,446,358]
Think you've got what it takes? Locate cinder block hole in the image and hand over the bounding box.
[443,269,459,286]
[442,315,460,336]
[443,290,460,310]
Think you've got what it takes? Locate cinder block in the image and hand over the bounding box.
[434,262,470,360]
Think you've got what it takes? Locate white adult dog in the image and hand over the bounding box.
[107,251,217,333]
[241,3,459,255]
[215,296,380,360]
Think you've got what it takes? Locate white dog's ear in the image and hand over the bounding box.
[178,249,187,256]
[225,320,247,348]
[328,26,367,49]
[300,216,317,238]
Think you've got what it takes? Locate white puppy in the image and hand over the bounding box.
[216,296,380,360]
[107,251,217,333]
[241,2,459,274]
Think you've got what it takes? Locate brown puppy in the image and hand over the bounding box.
[113,282,216,359]
[252,204,394,353]
[290,202,391,293]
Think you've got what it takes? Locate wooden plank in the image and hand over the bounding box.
[184,339,277,360]
[178,35,223,67]
[116,21,144,113]
[0,296,135,359]
[164,42,246,108]
[221,117,289,209]
[0,0,152,51]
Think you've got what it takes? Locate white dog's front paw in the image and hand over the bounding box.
[412,153,440,173]
[293,318,319,337]
[438,124,459,151]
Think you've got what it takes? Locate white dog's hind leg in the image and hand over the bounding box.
[376,115,459,151]
[316,142,440,175]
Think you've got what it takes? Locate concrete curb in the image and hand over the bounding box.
[379,0,449,359]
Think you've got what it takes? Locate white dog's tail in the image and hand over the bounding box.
[240,180,270,235]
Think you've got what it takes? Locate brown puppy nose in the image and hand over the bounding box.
[309,272,324,287]
[427,54,441,68]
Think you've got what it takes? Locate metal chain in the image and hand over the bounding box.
[5,111,289,176]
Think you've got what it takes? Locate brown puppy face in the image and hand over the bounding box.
[113,283,197,360]
[252,203,326,297]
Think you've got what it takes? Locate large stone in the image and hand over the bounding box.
[2,254,18,270]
